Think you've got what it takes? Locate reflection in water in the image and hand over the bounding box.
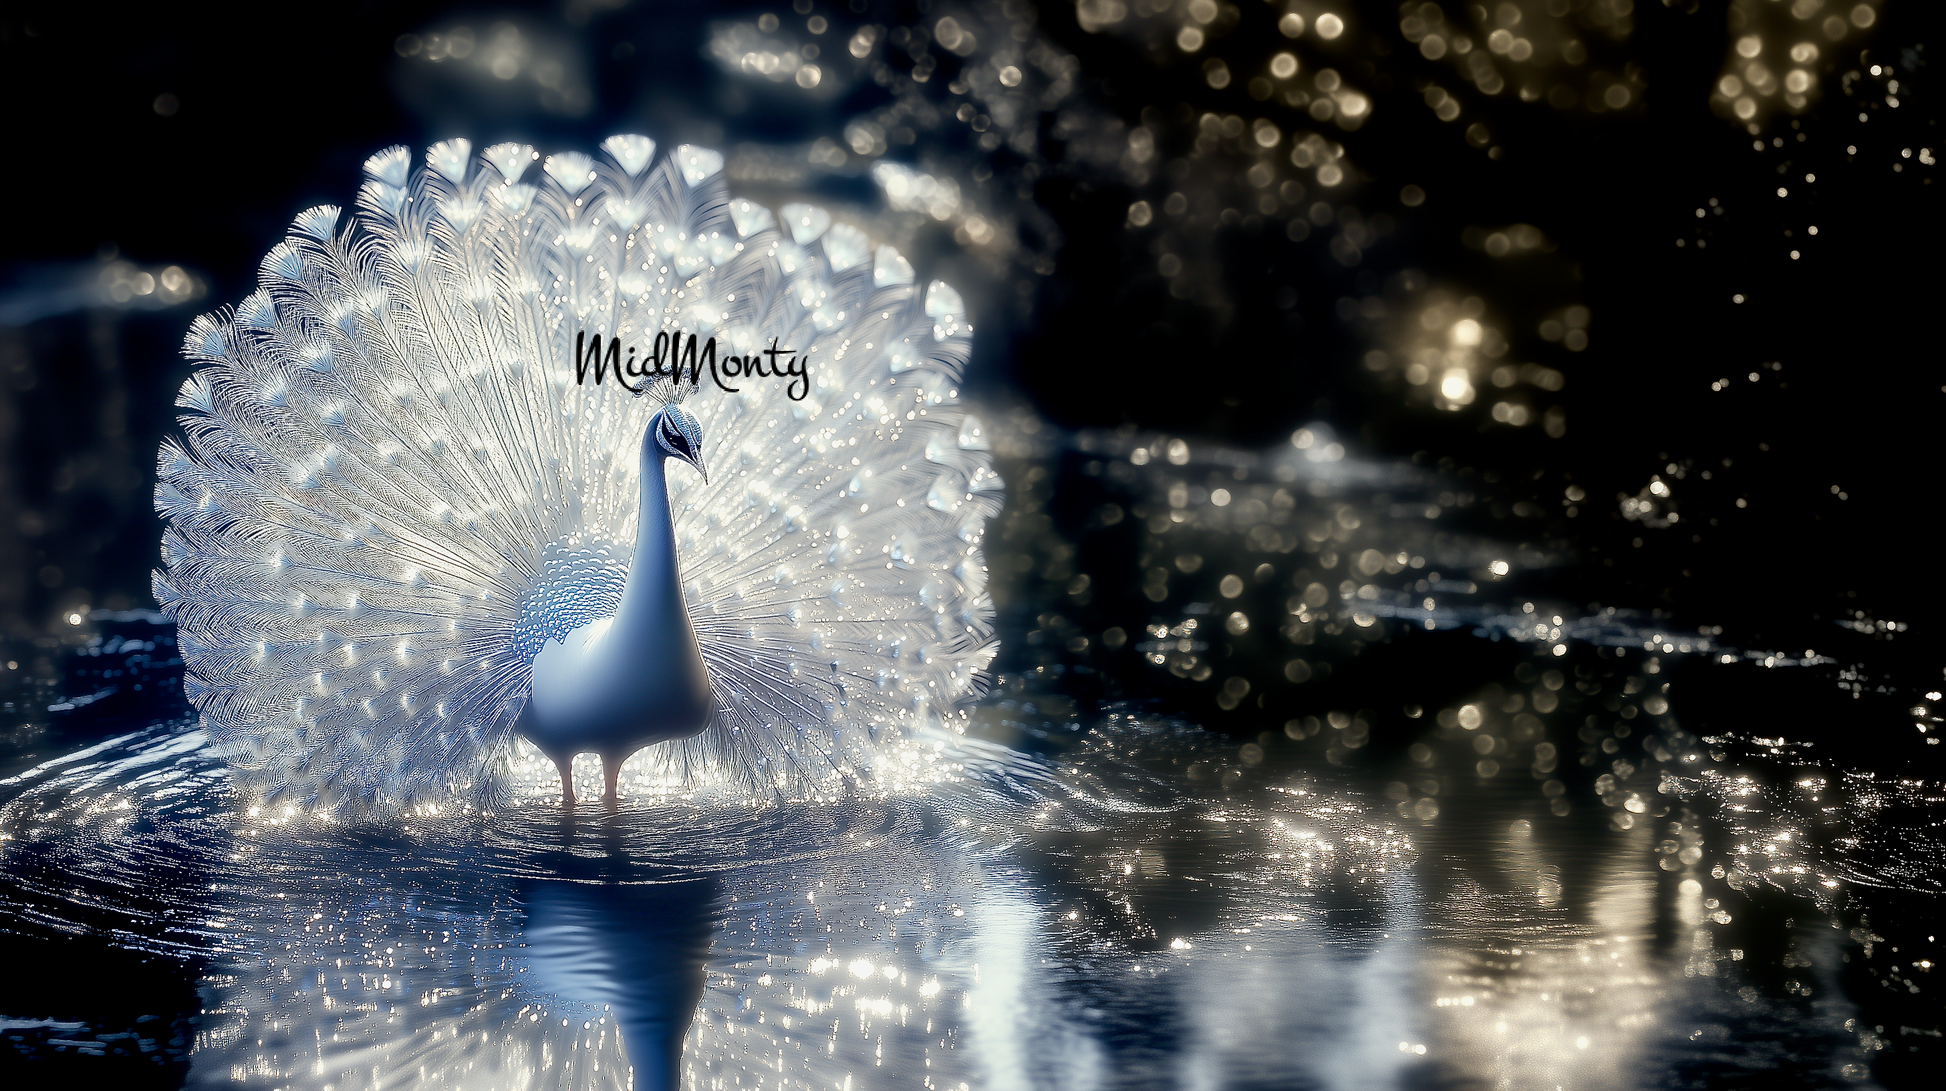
[0,427,1926,1088]
[521,875,715,1091]
[0,718,1894,1089]
[1419,815,1665,1091]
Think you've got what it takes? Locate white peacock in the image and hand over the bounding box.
[152,135,1002,812]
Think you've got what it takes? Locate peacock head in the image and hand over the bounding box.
[652,405,709,485]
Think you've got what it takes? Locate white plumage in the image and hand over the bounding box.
[152,136,1001,812]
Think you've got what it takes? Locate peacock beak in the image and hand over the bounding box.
[692,455,710,486]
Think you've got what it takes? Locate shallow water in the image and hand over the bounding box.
[5,426,1939,1090]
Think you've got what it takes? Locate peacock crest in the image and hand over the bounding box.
[152,135,1002,813]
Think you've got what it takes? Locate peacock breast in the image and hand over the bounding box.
[521,614,713,755]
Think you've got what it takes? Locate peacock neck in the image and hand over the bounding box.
[610,418,693,648]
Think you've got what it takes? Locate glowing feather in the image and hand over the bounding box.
[152,136,1001,812]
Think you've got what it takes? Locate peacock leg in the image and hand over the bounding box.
[601,754,622,802]
[554,754,577,806]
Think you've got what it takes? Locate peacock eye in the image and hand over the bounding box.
[661,421,688,455]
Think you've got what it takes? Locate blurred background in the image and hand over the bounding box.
[0,3,1941,1085]
[0,0,1935,667]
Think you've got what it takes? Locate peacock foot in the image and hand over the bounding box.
[602,755,623,804]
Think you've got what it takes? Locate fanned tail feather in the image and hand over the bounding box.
[156,136,1000,813]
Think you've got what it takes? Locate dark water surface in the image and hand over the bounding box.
[4,424,1940,1089]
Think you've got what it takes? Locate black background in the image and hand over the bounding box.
[0,3,1941,1086]
[0,0,1937,727]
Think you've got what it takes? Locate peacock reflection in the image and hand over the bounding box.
[517,872,715,1091]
